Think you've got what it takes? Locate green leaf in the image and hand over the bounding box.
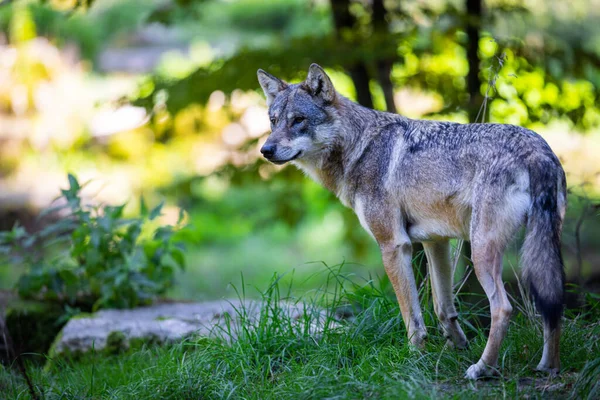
[140,195,149,217]
[37,219,77,240]
[68,173,80,191]
[115,272,127,287]
[38,203,70,219]
[58,269,78,286]
[125,222,142,242]
[153,226,173,242]
[16,275,35,298]
[177,208,186,225]
[143,239,162,257]
[170,247,186,270]
[22,235,36,249]
[106,204,126,219]
[149,201,164,220]
[90,229,102,249]
[11,223,27,240]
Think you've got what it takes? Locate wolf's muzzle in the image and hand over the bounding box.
[260,143,276,159]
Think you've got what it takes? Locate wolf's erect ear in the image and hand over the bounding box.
[257,69,288,106]
[305,63,336,103]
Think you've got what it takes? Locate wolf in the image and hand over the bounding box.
[257,63,566,379]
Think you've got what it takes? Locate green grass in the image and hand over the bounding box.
[1,268,599,399]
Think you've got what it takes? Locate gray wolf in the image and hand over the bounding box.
[257,63,566,379]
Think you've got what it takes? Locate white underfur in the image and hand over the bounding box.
[353,196,375,240]
[287,136,314,157]
[507,169,531,222]
[485,169,531,244]
[384,135,404,192]
[292,119,356,205]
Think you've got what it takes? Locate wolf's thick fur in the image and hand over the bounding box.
[257,64,566,379]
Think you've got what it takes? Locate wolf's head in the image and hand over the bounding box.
[257,64,340,165]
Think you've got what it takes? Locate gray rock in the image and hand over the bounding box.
[51,299,335,356]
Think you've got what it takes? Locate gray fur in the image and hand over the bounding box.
[258,64,567,379]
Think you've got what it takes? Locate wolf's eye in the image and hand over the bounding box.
[270,117,276,125]
[293,116,305,125]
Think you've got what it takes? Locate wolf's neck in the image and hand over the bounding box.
[296,96,402,205]
[335,95,403,148]
[336,96,380,142]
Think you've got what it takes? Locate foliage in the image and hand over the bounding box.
[0,174,186,311]
[132,2,600,131]
[133,31,408,114]
[0,268,598,398]
[136,34,599,131]
[0,0,162,61]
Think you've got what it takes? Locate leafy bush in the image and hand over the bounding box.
[0,174,186,311]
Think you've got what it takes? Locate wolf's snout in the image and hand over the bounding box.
[260,143,276,159]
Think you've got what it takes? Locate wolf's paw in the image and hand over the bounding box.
[464,360,499,380]
[535,363,560,377]
[444,330,468,350]
[446,337,468,350]
[409,330,427,349]
[441,320,468,350]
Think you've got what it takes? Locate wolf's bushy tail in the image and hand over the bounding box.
[521,159,566,330]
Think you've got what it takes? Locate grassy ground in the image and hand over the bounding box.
[1,268,599,399]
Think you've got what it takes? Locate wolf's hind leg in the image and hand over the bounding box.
[536,323,560,374]
[464,171,529,379]
[423,240,467,349]
[465,241,512,379]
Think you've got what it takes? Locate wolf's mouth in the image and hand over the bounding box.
[271,151,302,165]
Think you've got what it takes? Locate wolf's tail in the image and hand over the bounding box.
[521,159,566,330]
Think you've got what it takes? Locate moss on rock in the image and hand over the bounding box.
[105,331,129,355]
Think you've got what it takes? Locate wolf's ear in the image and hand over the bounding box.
[305,63,336,103]
[257,69,287,106]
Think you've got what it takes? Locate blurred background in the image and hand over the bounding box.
[0,0,599,302]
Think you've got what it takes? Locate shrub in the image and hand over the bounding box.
[0,174,186,311]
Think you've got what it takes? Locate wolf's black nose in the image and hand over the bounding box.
[260,144,276,158]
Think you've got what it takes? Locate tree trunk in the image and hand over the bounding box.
[466,0,482,122]
[372,0,397,113]
[376,61,396,113]
[330,0,374,108]
[348,65,375,108]
[464,0,481,279]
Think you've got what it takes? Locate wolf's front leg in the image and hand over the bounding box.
[380,239,427,347]
[354,199,426,347]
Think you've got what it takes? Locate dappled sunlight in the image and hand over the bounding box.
[540,125,600,189]
[395,88,444,117]
[90,105,148,137]
[0,38,91,148]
